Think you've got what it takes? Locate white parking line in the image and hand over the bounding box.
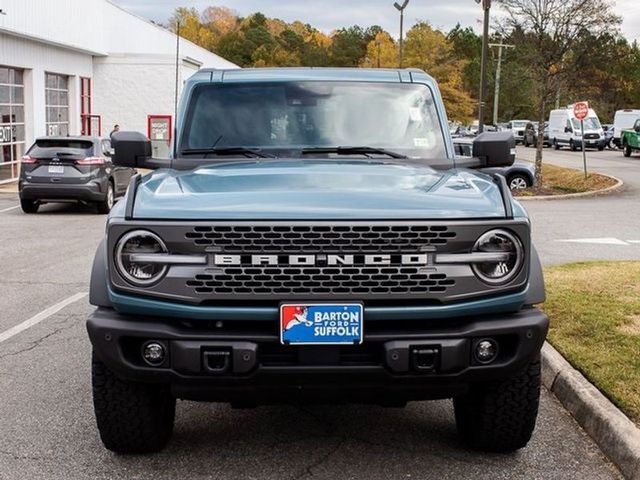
[0,205,19,213]
[556,238,631,246]
[0,292,87,344]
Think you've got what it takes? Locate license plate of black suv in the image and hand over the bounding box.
[280,303,363,345]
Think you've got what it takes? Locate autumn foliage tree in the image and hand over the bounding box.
[404,23,475,122]
[164,5,640,127]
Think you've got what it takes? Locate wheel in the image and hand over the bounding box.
[92,352,176,453]
[20,199,39,214]
[454,357,541,452]
[569,139,577,151]
[97,181,114,214]
[624,144,632,157]
[553,139,560,150]
[508,174,531,190]
[597,144,604,151]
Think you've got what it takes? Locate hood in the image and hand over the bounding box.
[130,160,507,220]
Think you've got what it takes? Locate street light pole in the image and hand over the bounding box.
[394,0,410,68]
[477,0,491,134]
[489,42,514,125]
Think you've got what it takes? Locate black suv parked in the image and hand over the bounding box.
[19,136,135,214]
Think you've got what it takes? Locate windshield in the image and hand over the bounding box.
[571,117,601,130]
[181,81,447,163]
[511,121,528,128]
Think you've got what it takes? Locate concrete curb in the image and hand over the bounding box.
[517,174,624,201]
[542,342,640,479]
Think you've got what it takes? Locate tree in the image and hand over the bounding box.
[404,23,475,122]
[168,7,214,50]
[329,26,369,66]
[497,0,621,184]
[361,31,397,68]
[201,6,238,38]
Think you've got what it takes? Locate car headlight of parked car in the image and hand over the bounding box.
[115,230,168,286]
[471,229,524,285]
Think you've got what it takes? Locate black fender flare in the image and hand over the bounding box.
[525,245,545,306]
[89,239,112,308]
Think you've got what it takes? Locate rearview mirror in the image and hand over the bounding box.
[111,131,170,169]
[472,132,515,168]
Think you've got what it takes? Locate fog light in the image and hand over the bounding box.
[474,339,498,364]
[142,342,165,366]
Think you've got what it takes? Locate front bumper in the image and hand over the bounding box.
[20,179,107,202]
[575,138,605,149]
[87,306,548,404]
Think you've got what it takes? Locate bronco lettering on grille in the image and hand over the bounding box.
[213,254,430,266]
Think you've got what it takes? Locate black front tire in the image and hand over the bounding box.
[20,199,39,214]
[453,358,541,453]
[92,352,176,454]
[624,144,632,157]
[553,139,560,150]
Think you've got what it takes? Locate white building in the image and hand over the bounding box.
[0,0,238,183]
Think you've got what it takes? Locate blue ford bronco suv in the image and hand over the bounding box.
[88,68,547,454]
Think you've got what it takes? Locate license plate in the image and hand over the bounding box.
[48,165,64,174]
[280,303,363,345]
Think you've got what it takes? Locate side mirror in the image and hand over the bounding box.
[111,131,170,169]
[565,126,573,133]
[635,125,640,133]
[472,131,515,168]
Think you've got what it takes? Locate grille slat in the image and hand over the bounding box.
[186,265,456,296]
[185,224,455,253]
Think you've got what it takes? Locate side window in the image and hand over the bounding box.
[566,120,572,131]
[102,139,112,156]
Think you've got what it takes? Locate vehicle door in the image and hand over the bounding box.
[102,139,125,193]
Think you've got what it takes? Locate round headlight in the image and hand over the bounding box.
[471,229,524,285]
[115,230,168,286]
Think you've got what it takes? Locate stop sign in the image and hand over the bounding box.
[574,102,590,121]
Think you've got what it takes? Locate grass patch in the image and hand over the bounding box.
[515,163,617,196]
[543,262,640,423]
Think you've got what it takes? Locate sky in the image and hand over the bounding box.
[111,0,640,43]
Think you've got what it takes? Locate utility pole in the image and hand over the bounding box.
[394,0,410,68]
[477,0,491,134]
[489,42,514,125]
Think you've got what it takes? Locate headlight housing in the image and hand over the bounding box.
[471,229,524,285]
[115,230,168,286]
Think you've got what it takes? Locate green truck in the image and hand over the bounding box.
[621,118,640,157]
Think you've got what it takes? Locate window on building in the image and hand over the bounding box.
[45,73,69,137]
[0,66,25,184]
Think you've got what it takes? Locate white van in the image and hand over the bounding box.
[548,107,605,151]
[613,109,640,147]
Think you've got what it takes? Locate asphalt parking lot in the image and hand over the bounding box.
[0,149,635,479]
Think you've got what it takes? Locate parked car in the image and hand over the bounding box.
[19,136,135,214]
[454,137,535,189]
[602,124,615,149]
[612,109,640,148]
[507,120,530,144]
[523,122,550,147]
[88,68,546,455]
[548,107,605,151]
[621,118,640,157]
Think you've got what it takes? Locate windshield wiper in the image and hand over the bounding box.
[301,146,408,159]
[181,147,275,158]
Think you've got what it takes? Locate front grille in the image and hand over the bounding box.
[109,220,531,303]
[186,266,456,296]
[185,224,456,253]
[584,133,600,140]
